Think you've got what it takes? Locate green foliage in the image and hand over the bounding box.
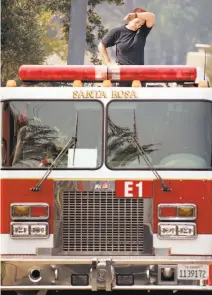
[1,0,124,84]
[44,0,124,64]
[37,10,68,60]
[1,0,46,86]
[130,0,212,65]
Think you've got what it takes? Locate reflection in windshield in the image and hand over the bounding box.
[108,117,160,168]
[107,101,212,170]
[3,101,103,169]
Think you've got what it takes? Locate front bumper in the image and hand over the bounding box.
[1,255,212,291]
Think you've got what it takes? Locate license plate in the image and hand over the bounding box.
[177,265,208,280]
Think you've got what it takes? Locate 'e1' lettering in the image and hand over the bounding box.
[115,180,153,198]
[124,181,143,198]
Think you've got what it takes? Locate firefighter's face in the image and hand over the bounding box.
[129,18,145,30]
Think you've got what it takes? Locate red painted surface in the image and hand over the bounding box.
[1,178,212,236]
[1,179,54,234]
[153,180,212,234]
[116,180,153,198]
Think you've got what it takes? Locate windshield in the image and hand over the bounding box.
[2,100,103,169]
[107,100,212,170]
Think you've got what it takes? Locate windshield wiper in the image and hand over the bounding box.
[131,110,170,192]
[72,111,78,166]
[31,112,78,192]
[130,135,171,192]
[133,109,140,164]
[108,115,171,192]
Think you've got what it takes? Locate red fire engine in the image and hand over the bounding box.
[1,65,212,293]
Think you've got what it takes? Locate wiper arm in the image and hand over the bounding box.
[133,109,140,164]
[72,111,78,166]
[130,135,171,192]
[31,112,79,192]
[131,110,170,192]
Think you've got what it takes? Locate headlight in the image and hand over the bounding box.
[30,224,48,237]
[158,223,197,239]
[12,224,29,237]
[159,224,177,237]
[11,222,49,238]
[177,224,196,236]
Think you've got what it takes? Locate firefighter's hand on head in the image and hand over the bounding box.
[123,13,136,22]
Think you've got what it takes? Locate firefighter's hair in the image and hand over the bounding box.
[133,7,146,13]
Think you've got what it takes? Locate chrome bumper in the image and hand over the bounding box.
[1,256,212,291]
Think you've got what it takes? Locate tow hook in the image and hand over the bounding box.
[146,265,157,285]
[90,259,115,291]
[51,265,59,285]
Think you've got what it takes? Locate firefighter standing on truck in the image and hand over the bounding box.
[98,7,155,87]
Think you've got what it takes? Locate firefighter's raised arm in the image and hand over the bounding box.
[124,10,156,28]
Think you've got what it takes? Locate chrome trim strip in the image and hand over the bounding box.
[10,222,49,239]
[2,256,211,264]
[157,222,197,240]
[1,285,212,291]
[10,203,49,220]
[158,203,197,221]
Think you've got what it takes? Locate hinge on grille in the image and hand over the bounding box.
[90,259,115,291]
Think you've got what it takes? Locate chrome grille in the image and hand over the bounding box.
[62,191,144,254]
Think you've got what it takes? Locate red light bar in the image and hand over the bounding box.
[108,65,197,82]
[19,65,197,83]
[19,65,107,82]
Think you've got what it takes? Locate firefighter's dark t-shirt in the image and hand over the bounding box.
[102,24,152,65]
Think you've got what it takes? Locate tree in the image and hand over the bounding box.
[37,9,68,61]
[130,0,212,65]
[44,0,124,64]
[1,0,124,85]
[1,0,46,86]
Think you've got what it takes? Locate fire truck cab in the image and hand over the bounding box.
[1,65,212,294]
